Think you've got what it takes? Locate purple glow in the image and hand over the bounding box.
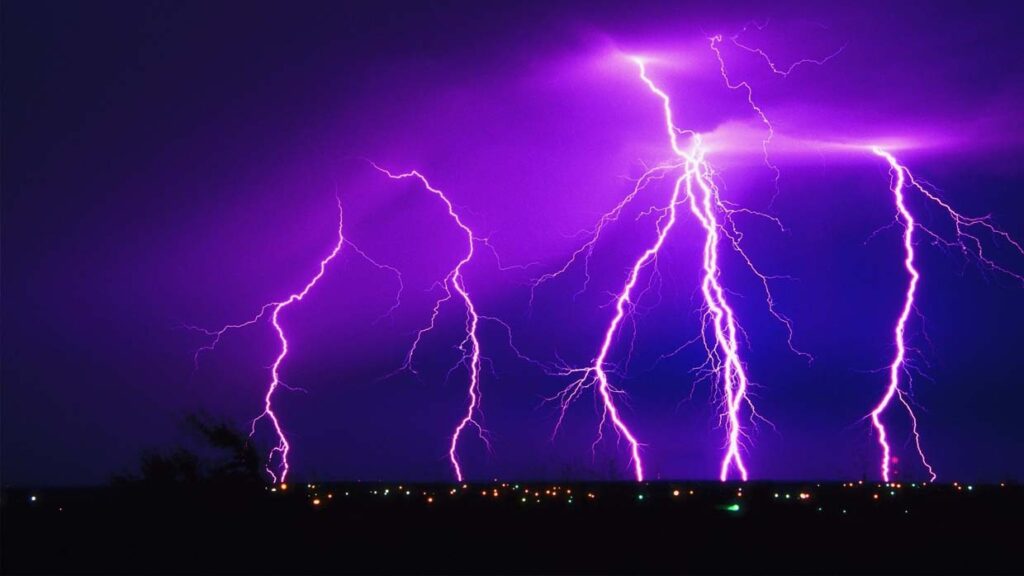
[190,198,346,482]
[373,166,488,482]
[14,4,1023,486]
[868,147,1023,481]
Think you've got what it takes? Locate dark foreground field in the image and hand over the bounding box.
[2,481,1018,575]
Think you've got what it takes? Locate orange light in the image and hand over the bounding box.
[280,483,288,491]
[673,490,680,497]
[312,499,321,506]
[427,497,434,504]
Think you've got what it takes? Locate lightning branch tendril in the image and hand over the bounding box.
[372,165,489,482]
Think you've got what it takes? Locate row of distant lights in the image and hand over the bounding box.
[268,482,735,509]
[22,481,1007,512]
[839,480,981,493]
[20,480,1005,504]
[265,480,1001,509]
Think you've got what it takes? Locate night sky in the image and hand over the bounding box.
[4,0,1023,486]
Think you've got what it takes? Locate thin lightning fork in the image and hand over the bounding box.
[869,147,1024,481]
[188,197,403,482]
[709,32,843,211]
[189,198,343,483]
[373,165,488,482]
[707,36,818,361]
[709,34,781,204]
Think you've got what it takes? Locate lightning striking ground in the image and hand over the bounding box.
[868,147,1024,481]
[634,57,762,481]
[534,56,795,481]
[373,165,488,482]
[868,148,929,483]
[188,197,403,482]
[179,29,1022,485]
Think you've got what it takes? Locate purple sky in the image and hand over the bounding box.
[4,0,1024,485]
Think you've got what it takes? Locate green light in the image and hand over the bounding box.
[637,494,645,501]
[967,485,974,491]
[726,504,740,512]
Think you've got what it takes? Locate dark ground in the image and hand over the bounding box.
[1,481,1018,575]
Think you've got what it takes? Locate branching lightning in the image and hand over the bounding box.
[530,54,807,481]
[372,165,489,482]
[634,57,764,482]
[710,32,845,208]
[868,148,1024,481]
[180,25,1022,485]
[188,197,403,482]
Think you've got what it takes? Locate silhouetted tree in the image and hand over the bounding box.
[116,414,264,487]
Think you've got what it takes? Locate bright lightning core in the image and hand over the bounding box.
[182,32,1022,485]
[537,55,796,481]
[868,146,1024,482]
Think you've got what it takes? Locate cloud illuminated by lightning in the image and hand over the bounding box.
[709,30,845,198]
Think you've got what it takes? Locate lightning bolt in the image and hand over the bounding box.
[868,147,1024,482]
[632,56,763,481]
[372,165,488,482]
[551,158,688,482]
[536,56,791,481]
[188,196,403,482]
